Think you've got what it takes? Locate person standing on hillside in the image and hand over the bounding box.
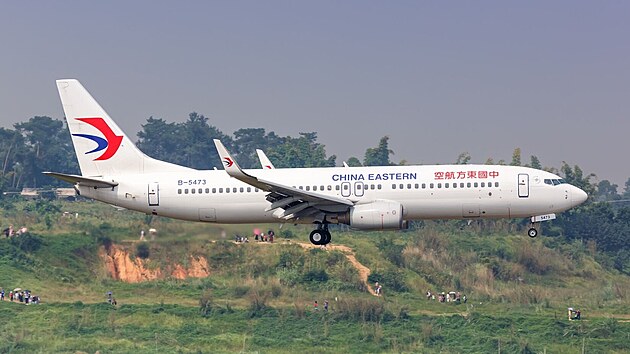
[0,288,4,301]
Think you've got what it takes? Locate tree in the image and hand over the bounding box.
[364,136,393,166]
[136,117,183,163]
[529,155,542,170]
[15,116,79,187]
[623,178,630,199]
[596,180,620,201]
[560,162,596,197]
[136,113,232,169]
[267,132,335,168]
[455,152,471,165]
[0,127,27,192]
[346,157,362,167]
[510,148,521,166]
[232,128,284,169]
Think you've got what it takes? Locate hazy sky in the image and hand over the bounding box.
[1,1,628,186]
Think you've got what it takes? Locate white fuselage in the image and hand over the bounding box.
[78,164,585,224]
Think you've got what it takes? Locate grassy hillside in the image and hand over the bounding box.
[0,199,629,353]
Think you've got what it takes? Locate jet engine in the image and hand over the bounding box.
[337,200,406,230]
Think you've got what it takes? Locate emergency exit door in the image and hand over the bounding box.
[148,182,160,206]
[518,174,529,198]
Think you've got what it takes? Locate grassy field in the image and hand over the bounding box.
[0,199,629,353]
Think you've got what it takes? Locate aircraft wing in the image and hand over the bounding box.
[213,140,353,220]
[43,172,119,188]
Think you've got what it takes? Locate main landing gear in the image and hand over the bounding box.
[309,224,331,246]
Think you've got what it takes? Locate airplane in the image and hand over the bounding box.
[46,79,588,245]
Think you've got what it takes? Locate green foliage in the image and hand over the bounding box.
[135,242,150,259]
[455,152,471,165]
[302,269,329,283]
[268,132,336,168]
[10,232,42,253]
[510,147,522,166]
[364,136,393,166]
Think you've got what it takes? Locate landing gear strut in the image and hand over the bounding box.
[309,223,331,245]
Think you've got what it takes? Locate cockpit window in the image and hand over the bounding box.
[544,178,567,186]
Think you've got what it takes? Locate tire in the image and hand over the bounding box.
[527,228,538,238]
[309,230,325,245]
[322,230,332,245]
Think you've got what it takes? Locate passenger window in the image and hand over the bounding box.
[185,189,189,194]
[247,187,251,192]
[306,186,310,191]
[377,184,382,190]
[422,183,426,189]
[205,188,209,193]
[233,188,237,193]
[313,185,317,190]
[399,184,404,189]
[191,189,196,194]
[336,185,340,191]
[392,184,396,189]
[481,182,485,187]
[407,184,412,189]
[212,188,216,193]
[495,182,499,187]
[474,182,478,188]
[343,184,349,190]
[453,183,457,189]
[460,183,464,188]
[438,183,442,188]
[371,184,375,190]
[327,185,332,191]
[445,183,449,188]
[219,188,223,193]
[198,188,202,194]
[178,189,182,194]
[255,188,259,192]
[415,183,419,189]
[225,188,230,193]
[320,185,324,191]
[430,183,434,189]
[467,183,471,188]
[239,187,243,193]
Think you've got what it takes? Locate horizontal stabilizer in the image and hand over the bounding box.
[43,172,118,188]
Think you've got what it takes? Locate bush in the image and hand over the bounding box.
[302,269,329,283]
[11,232,43,253]
[135,243,150,259]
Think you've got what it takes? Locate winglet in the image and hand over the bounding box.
[213,139,245,176]
[256,149,275,169]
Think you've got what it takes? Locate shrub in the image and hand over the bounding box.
[135,243,150,259]
[302,269,329,283]
[11,232,43,253]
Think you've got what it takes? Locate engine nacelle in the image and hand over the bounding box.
[338,200,405,230]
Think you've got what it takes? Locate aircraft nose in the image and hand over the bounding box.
[572,186,588,206]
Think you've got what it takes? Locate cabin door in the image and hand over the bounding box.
[148,182,160,206]
[518,174,529,198]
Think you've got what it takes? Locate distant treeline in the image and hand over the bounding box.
[1,114,628,272]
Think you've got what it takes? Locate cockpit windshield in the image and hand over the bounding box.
[544,178,567,186]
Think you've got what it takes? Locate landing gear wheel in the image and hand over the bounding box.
[527,228,538,238]
[322,230,331,245]
[309,229,325,245]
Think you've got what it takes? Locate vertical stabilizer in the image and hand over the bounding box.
[56,79,192,176]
